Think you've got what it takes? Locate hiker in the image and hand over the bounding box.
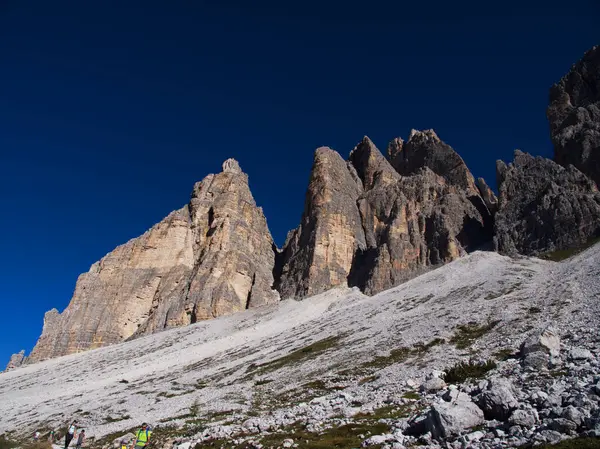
[131,423,152,449]
[75,430,85,449]
[64,421,77,449]
[49,431,55,443]
[33,431,40,441]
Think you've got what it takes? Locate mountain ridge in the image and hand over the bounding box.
[6,44,600,370]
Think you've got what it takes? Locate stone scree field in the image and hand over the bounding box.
[1,244,600,449]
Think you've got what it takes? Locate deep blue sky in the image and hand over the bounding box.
[0,1,598,368]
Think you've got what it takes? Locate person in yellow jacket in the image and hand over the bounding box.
[131,423,152,449]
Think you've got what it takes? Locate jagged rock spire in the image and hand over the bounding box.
[548,45,600,186]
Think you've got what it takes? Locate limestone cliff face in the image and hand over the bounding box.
[275,147,366,299]
[278,133,494,298]
[548,46,600,186]
[27,159,279,363]
[349,136,494,294]
[494,150,600,256]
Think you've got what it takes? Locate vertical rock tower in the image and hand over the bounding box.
[27,159,279,362]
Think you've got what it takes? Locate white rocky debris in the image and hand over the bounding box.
[0,243,599,448]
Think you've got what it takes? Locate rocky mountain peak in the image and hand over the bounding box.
[408,128,441,143]
[222,158,243,174]
[27,162,279,363]
[275,146,367,299]
[348,136,399,191]
[386,137,404,162]
[548,45,600,186]
[388,129,479,196]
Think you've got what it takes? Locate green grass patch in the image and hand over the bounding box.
[257,421,389,449]
[402,391,420,400]
[444,359,497,384]
[364,338,445,370]
[451,321,499,349]
[355,403,416,420]
[534,437,600,448]
[540,236,600,262]
[88,426,139,449]
[246,335,343,376]
[493,348,517,361]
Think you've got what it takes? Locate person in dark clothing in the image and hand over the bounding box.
[75,430,85,449]
[64,421,77,449]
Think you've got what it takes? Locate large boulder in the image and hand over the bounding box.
[548,46,600,186]
[476,379,519,421]
[426,392,485,439]
[494,150,600,256]
[520,326,561,358]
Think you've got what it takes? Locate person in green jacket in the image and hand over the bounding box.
[132,423,152,449]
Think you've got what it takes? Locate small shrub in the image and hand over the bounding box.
[255,379,272,386]
[118,379,129,384]
[444,359,497,384]
[528,306,542,314]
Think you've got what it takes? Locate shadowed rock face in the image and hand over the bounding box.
[494,150,600,256]
[389,129,480,196]
[548,46,600,186]
[27,160,279,363]
[349,138,494,294]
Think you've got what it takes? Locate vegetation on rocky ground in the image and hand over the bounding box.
[194,420,389,448]
[0,438,52,449]
[444,359,497,384]
[365,338,445,370]
[450,321,499,349]
[541,236,600,262]
[245,335,343,376]
[534,437,600,448]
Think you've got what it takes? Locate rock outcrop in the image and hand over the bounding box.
[4,350,26,371]
[494,150,600,256]
[275,147,366,299]
[548,46,600,186]
[350,136,494,294]
[388,129,480,196]
[279,133,495,297]
[27,159,279,362]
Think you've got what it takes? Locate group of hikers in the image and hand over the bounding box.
[38,421,152,449]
